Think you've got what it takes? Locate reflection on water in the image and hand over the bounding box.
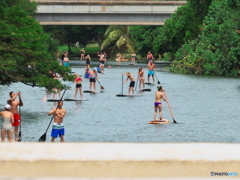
[0,66,240,143]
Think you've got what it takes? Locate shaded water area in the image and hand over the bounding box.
[0,63,240,143]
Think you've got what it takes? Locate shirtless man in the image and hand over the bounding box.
[122,72,135,95]
[148,60,156,83]
[48,100,66,142]
[7,91,23,141]
[154,86,167,120]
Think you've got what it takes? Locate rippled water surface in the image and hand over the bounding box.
[0,65,239,143]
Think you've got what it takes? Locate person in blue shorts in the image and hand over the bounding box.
[148,60,156,83]
[48,100,66,142]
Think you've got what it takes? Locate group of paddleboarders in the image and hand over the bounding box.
[122,58,168,121]
[0,92,23,142]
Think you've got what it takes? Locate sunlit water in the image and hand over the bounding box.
[0,63,239,143]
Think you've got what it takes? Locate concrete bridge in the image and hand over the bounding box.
[34,0,187,25]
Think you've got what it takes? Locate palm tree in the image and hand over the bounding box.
[101,25,135,58]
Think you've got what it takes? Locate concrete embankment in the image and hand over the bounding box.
[0,143,239,178]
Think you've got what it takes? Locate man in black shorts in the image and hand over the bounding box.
[122,72,135,95]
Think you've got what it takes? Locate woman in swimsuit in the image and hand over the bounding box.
[89,69,98,91]
[0,104,14,142]
[131,52,136,65]
[154,86,167,120]
[85,55,91,69]
[99,54,106,74]
[80,48,85,60]
[138,67,145,89]
[74,73,83,99]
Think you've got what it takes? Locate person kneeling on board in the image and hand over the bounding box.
[122,72,135,95]
[154,86,168,120]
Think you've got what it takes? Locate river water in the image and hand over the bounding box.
[0,63,239,143]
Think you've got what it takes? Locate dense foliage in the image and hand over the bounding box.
[130,26,160,58]
[0,0,73,90]
[101,25,135,58]
[43,25,107,54]
[171,0,240,76]
[128,0,240,76]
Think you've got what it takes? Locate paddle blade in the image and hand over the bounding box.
[158,81,161,84]
[38,133,47,142]
[173,118,177,123]
[18,131,22,142]
[100,86,104,89]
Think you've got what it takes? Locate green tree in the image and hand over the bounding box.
[152,3,202,59]
[130,26,160,58]
[187,0,213,20]
[43,25,107,55]
[101,25,135,58]
[0,0,73,90]
[172,0,240,76]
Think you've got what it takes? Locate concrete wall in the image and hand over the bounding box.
[34,1,187,25]
[0,143,239,178]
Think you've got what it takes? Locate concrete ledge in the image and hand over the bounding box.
[35,1,187,6]
[0,143,239,178]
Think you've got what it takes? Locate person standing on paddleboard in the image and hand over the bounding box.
[148,60,156,84]
[154,86,168,120]
[74,73,83,100]
[48,100,66,142]
[138,67,145,89]
[7,91,23,141]
[0,104,14,142]
[122,72,135,95]
[89,69,98,92]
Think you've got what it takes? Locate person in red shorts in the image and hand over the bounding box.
[7,91,23,141]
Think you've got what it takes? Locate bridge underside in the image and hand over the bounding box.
[34,1,186,25]
[35,13,168,25]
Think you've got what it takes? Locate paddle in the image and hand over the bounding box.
[164,91,177,123]
[154,71,161,84]
[135,76,139,90]
[38,83,71,142]
[121,73,123,95]
[18,92,23,142]
[18,105,22,142]
[96,79,104,89]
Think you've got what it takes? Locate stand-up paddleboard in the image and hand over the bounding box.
[116,94,143,97]
[64,98,88,101]
[145,82,155,85]
[148,119,170,124]
[139,88,151,92]
[83,90,99,93]
[47,99,60,102]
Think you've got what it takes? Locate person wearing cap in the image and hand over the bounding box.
[0,104,14,142]
[48,100,66,142]
[154,86,168,120]
[7,91,23,141]
[122,72,135,95]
